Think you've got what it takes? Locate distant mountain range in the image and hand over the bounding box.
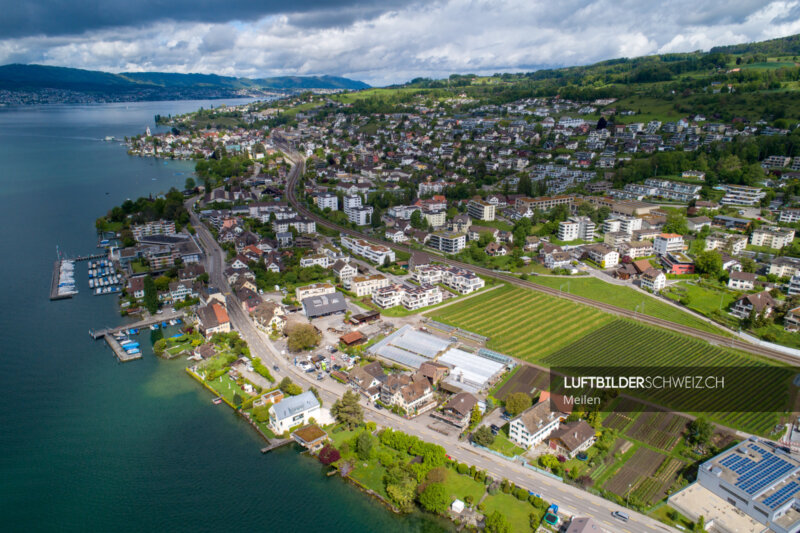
[0,64,369,104]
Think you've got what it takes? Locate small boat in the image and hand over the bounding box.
[212,397,223,405]
[161,321,168,328]
[149,324,157,330]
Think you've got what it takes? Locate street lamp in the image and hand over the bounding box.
[626,483,632,508]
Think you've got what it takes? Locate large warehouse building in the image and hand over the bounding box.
[670,437,800,533]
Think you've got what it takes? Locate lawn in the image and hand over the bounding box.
[441,468,486,503]
[482,493,535,533]
[204,373,250,406]
[130,259,149,274]
[527,275,731,336]
[350,461,390,499]
[488,427,526,458]
[428,285,615,360]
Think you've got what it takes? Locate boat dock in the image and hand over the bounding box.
[105,334,142,362]
[260,439,292,454]
[89,310,186,340]
[50,259,78,300]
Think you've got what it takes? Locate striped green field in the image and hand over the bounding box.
[543,320,790,435]
[427,285,614,360]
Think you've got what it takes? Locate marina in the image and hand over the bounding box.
[49,259,78,300]
[87,258,122,296]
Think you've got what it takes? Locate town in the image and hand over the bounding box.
[95,75,800,533]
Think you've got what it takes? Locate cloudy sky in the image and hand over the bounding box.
[1,0,799,86]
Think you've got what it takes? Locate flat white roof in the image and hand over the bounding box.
[439,347,505,393]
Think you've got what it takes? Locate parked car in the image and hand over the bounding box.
[490,424,500,434]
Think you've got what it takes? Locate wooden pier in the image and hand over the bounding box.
[89,310,186,340]
[105,334,142,362]
[260,439,292,453]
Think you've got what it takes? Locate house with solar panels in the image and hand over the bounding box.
[675,437,800,532]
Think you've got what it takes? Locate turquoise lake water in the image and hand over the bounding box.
[0,100,451,533]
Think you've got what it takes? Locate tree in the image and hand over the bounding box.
[484,511,511,533]
[505,392,532,416]
[184,177,196,190]
[356,431,374,460]
[410,209,425,230]
[469,404,482,428]
[286,323,321,351]
[279,377,303,396]
[538,454,560,470]
[694,250,723,278]
[418,483,448,514]
[472,426,495,447]
[663,212,688,235]
[517,175,532,196]
[596,116,608,130]
[687,417,713,447]
[143,275,158,314]
[331,390,363,429]
[154,275,171,292]
[740,256,757,273]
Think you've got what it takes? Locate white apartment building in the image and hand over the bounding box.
[295,283,336,301]
[788,274,800,296]
[508,401,563,449]
[557,216,596,242]
[720,184,765,206]
[584,244,619,268]
[427,231,467,254]
[467,199,496,221]
[728,271,756,291]
[654,233,685,256]
[617,240,654,259]
[750,227,795,249]
[314,193,338,211]
[705,233,748,254]
[269,391,320,435]
[603,216,643,235]
[351,274,390,297]
[385,229,408,243]
[780,208,800,224]
[411,265,485,294]
[347,206,374,226]
[372,283,443,310]
[299,253,330,269]
[423,210,447,228]
[770,257,800,278]
[341,236,396,264]
[332,260,358,288]
[387,205,420,220]
[132,219,176,241]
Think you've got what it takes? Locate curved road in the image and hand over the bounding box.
[274,135,798,367]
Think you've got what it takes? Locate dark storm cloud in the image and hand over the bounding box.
[0,0,410,38]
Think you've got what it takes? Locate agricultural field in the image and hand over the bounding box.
[543,320,791,435]
[427,285,615,360]
[493,365,550,402]
[625,411,690,452]
[527,275,730,335]
[603,447,684,507]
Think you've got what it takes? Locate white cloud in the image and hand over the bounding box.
[0,0,798,86]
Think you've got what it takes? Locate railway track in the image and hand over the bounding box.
[274,135,800,367]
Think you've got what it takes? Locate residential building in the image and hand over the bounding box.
[508,400,565,449]
[514,195,573,214]
[351,274,390,297]
[780,208,800,224]
[128,276,145,299]
[302,291,348,318]
[341,236,396,264]
[385,229,408,243]
[720,184,765,206]
[332,259,357,288]
[687,216,712,232]
[251,301,286,333]
[545,251,572,269]
[583,243,619,268]
[730,291,777,319]
[661,252,694,275]
[467,199,496,221]
[654,233,685,257]
[705,233,748,254]
[427,231,467,254]
[728,271,757,291]
[131,219,176,241]
[558,216,595,242]
[411,264,485,294]
[372,283,442,310]
[785,307,800,330]
[770,257,800,278]
[299,253,330,269]
[617,240,653,259]
[387,205,420,220]
[343,195,373,225]
[433,392,478,429]
[423,210,447,228]
[269,391,320,434]
[788,274,800,297]
[450,214,471,233]
[640,268,666,292]
[197,302,231,338]
[682,170,706,180]
[750,227,795,249]
[548,420,596,458]
[565,517,602,533]
[295,282,335,301]
[712,215,751,231]
[168,280,197,302]
[313,192,338,210]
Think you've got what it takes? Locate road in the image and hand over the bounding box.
[180,143,675,532]
[272,133,800,367]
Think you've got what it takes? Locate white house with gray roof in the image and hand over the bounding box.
[269,391,320,434]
